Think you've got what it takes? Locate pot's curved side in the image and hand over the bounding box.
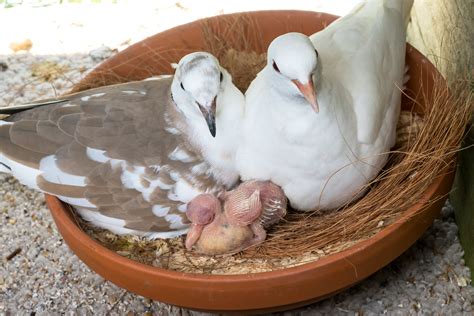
[47,171,454,313]
[47,10,454,313]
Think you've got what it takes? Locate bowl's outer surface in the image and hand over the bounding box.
[48,10,452,313]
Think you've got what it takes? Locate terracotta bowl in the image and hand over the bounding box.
[47,10,453,313]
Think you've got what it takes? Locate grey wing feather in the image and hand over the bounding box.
[0,99,69,115]
[0,78,221,233]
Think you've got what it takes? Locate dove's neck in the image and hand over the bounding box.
[173,72,244,188]
[257,66,351,144]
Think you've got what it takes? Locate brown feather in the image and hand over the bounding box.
[0,77,225,233]
[54,141,100,176]
[10,120,60,154]
[0,125,44,168]
[49,105,81,124]
[37,120,73,145]
[37,175,86,198]
[57,114,81,136]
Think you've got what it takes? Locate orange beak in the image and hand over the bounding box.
[292,78,319,113]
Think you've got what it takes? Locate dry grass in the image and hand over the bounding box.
[201,15,267,91]
[72,14,473,272]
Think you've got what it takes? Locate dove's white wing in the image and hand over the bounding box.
[310,0,410,144]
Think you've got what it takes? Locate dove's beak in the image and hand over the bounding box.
[197,96,217,137]
[292,78,319,113]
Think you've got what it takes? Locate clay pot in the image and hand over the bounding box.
[47,10,452,313]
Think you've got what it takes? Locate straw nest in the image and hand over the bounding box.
[72,15,473,274]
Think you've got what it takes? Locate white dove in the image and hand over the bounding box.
[0,52,245,238]
[236,0,413,211]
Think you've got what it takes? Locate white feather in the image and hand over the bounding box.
[150,178,174,191]
[173,179,204,202]
[77,207,189,238]
[309,0,407,144]
[86,147,109,163]
[177,204,187,213]
[58,196,97,208]
[0,155,41,189]
[152,205,170,217]
[0,122,13,174]
[77,208,129,232]
[190,162,208,175]
[39,155,87,186]
[144,74,173,81]
[120,163,166,201]
[164,126,181,135]
[120,163,144,190]
[165,214,187,229]
[168,145,195,163]
[121,90,146,95]
[81,92,105,102]
[146,229,188,239]
[0,163,10,174]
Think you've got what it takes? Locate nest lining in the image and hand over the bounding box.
[70,15,473,274]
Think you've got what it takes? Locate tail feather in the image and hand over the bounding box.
[0,160,12,174]
[0,122,12,173]
[0,99,67,115]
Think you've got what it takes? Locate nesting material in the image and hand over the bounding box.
[396,111,424,146]
[75,210,362,275]
[201,15,266,92]
[73,15,473,273]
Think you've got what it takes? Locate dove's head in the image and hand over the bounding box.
[172,52,228,137]
[266,33,321,113]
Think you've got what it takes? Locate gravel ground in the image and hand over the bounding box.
[1,2,473,315]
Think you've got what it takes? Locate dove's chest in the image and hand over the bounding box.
[268,98,358,171]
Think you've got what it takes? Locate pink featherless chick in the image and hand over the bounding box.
[185,180,287,255]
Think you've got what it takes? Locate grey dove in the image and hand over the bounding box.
[0,52,245,238]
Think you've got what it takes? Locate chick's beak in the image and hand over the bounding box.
[197,96,217,137]
[185,224,204,250]
[292,78,319,113]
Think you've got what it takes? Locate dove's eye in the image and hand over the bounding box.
[220,72,223,82]
[272,60,280,73]
[180,82,185,91]
[314,49,319,58]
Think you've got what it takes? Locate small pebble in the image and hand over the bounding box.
[9,39,33,53]
[89,46,118,62]
[0,61,8,72]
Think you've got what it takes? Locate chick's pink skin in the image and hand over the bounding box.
[225,180,287,228]
[192,212,255,255]
[185,194,219,250]
[185,181,287,255]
